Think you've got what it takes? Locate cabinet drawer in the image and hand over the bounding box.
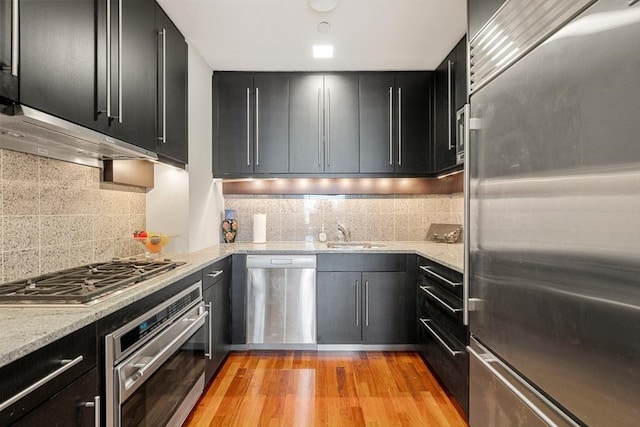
[418,318,469,416]
[318,254,406,272]
[203,256,231,291]
[417,286,466,344]
[417,258,463,299]
[0,324,97,425]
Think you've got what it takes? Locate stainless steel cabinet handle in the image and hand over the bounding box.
[326,88,330,167]
[420,265,462,288]
[81,396,101,427]
[11,0,18,76]
[397,87,402,166]
[255,87,260,166]
[106,0,112,117]
[117,0,123,123]
[388,86,393,166]
[158,29,167,143]
[419,319,463,357]
[0,355,84,411]
[365,280,369,326]
[204,302,213,359]
[420,286,462,314]
[206,270,224,279]
[355,280,360,326]
[318,88,322,167]
[246,87,251,166]
[447,60,453,150]
[467,344,579,427]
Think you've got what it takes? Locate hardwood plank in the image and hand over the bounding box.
[185,351,467,426]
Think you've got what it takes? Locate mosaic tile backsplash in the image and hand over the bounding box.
[224,193,464,243]
[0,149,146,282]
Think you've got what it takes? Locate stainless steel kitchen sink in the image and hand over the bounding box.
[326,242,386,249]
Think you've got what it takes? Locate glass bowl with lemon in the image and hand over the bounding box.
[132,231,171,257]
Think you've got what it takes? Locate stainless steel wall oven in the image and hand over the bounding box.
[105,282,207,427]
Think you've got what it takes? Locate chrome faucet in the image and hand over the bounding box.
[337,224,351,242]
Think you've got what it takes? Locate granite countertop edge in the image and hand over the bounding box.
[0,241,462,368]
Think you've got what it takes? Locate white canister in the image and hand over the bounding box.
[253,214,267,243]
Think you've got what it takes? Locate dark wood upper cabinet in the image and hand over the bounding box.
[17,0,158,154]
[395,72,433,175]
[359,73,396,174]
[155,5,188,165]
[253,73,290,174]
[213,72,289,176]
[104,0,157,152]
[19,0,104,131]
[359,72,433,175]
[434,37,467,174]
[289,73,359,174]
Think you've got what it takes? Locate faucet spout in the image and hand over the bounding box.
[337,224,351,242]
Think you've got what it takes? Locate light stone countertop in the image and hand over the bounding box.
[0,241,462,368]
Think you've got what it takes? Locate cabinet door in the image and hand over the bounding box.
[204,281,227,383]
[106,0,157,152]
[317,272,362,344]
[289,73,324,173]
[362,272,407,344]
[434,56,457,173]
[156,6,188,164]
[324,73,359,173]
[454,37,468,111]
[11,368,98,427]
[395,72,433,175]
[214,72,254,174]
[359,73,395,173]
[254,73,289,174]
[19,0,104,131]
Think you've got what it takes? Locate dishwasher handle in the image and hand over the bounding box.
[246,255,316,269]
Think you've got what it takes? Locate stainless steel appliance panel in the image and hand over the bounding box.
[468,1,640,425]
[246,255,316,345]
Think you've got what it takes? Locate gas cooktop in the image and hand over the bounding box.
[0,258,186,306]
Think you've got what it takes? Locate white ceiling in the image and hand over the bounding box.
[156,0,467,71]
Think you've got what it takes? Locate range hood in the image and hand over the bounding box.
[0,103,158,168]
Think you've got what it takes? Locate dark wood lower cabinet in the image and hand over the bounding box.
[316,254,412,345]
[203,257,232,383]
[11,368,98,427]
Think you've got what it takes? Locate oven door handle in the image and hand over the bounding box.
[117,307,208,401]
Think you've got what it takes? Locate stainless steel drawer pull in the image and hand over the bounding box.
[11,0,19,77]
[388,86,393,165]
[0,355,84,411]
[158,28,167,143]
[255,87,260,166]
[81,396,101,427]
[420,286,462,314]
[419,319,463,357]
[204,302,213,359]
[246,87,251,166]
[206,270,223,279]
[420,265,462,287]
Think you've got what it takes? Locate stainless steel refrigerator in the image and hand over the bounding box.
[465,0,640,425]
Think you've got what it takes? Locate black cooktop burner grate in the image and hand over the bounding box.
[0,259,186,305]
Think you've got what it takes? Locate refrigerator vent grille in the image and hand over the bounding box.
[469,0,596,94]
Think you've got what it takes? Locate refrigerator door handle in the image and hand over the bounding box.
[468,340,581,427]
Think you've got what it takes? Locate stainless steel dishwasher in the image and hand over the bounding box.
[246,255,316,349]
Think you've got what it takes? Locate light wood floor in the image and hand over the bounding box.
[184,351,467,427]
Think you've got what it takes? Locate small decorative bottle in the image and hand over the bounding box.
[318,224,327,242]
[222,209,238,243]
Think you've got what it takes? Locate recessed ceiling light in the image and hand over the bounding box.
[308,0,338,13]
[313,45,334,58]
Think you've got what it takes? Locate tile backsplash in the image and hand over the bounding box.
[225,193,463,243]
[0,149,146,282]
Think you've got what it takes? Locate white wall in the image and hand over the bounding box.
[147,43,224,254]
[187,44,224,251]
